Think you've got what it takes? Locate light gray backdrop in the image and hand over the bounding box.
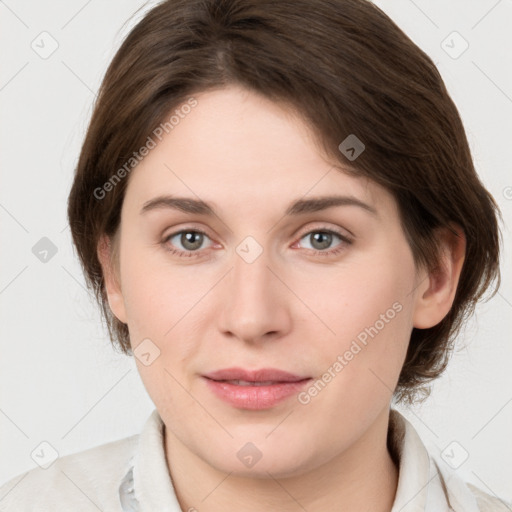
[1,0,511,504]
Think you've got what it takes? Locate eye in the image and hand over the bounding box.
[161,227,352,259]
[296,228,352,255]
[162,229,213,256]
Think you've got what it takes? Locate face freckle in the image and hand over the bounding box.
[107,84,421,480]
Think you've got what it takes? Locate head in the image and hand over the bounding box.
[67,0,500,477]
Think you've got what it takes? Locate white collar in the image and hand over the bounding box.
[121,409,181,511]
[388,409,479,512]
[119,408,480,511]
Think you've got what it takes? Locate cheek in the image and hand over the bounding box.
[119,242,205,339]
[299,243,416,383]
[119,243,220,393]
[315,253,411,326]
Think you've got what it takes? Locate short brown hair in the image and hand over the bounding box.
[67,0,501,402]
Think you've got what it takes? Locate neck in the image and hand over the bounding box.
[164,407,398,512]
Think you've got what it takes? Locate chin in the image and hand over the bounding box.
[199,439,321,479]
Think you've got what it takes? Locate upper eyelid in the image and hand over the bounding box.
[296,225,352,241]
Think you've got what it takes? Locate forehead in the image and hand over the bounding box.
[123,85,394,216]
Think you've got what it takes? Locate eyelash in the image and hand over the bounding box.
[161,227,353,259]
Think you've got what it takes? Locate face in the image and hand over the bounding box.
[102,85,432,478]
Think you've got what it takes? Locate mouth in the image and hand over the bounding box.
[202,367,312,410]
[215,379,290,386]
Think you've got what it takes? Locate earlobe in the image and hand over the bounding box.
[412,225,466,329]
[97,234,127,324]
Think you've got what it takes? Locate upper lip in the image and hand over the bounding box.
[203,367,310,383]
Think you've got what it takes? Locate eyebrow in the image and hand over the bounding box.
[140,194,378,217]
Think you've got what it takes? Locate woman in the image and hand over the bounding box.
[0,0,507,510]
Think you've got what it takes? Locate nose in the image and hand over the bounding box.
[217,241,292,345]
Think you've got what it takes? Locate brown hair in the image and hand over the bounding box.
[67,0,501,402]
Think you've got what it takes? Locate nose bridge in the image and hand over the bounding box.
[232,241,270,300]
[218,235,289,342]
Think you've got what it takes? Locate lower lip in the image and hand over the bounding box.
[203,377,312,410]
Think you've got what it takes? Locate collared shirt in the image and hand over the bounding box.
[0,408,508,511]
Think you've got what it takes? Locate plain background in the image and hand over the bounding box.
[1,0,511,504]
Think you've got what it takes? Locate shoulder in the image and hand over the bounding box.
[0,434,138,512]
[468,484,512,512]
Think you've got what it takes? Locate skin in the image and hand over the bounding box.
[97,85,465,511]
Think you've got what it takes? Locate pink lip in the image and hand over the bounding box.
[202,367,312,410]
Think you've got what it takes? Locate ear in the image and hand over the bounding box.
[412,224,466,329]
[97,234,127,324]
